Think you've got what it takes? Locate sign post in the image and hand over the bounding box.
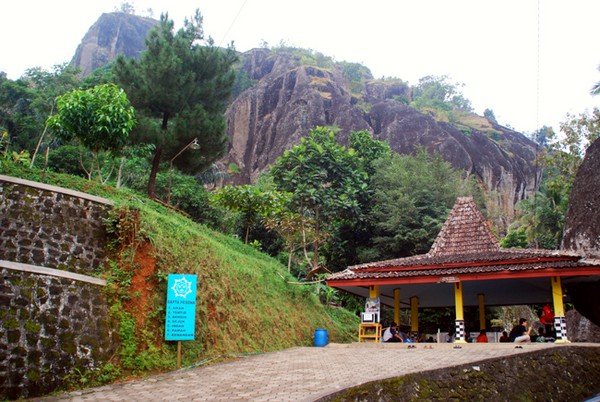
[165,274,197,368]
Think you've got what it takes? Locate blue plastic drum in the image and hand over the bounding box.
[314,328,328,347]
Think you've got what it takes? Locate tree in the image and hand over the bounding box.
[348,130,391,176]
[212,185,289,244]
[544,108,600,193]
[368,149,471,258]
[114,10,237,198]
[0,64,81,160]
[591,65,600,96]
[531,125,554,147]
[509,186,567,249]
[322,130,391,269]
[410,75,473,112]
[500,228,528,248]
[47,84,136,181]
[508,108,599,249]
[483,108,497,124]
[270,127,368,273]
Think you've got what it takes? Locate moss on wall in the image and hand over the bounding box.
[320,346,600,402]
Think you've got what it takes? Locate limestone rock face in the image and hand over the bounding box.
[562,137,600,257]
[71,12,158,77]
[224,49,539,221]
[567,309,600,342]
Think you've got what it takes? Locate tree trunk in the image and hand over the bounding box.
[148,146,162,198]
[287,236,293,273]
[313,207,320,270]
[116,156,125,188]
[148,112,171,198]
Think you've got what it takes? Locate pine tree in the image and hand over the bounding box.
[114,10,237,198]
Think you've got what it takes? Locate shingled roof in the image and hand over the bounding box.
[428,197,499,256]
[327,197,598,283]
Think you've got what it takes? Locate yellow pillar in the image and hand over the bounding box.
[369,285,380,299]
[394,288,401,326]
[551,277,565,317]
[454,281,466,343]
[410,296,419,332]
[478,293,486,331]
[551,276,569,343]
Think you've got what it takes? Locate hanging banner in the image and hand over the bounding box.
[165,274,197,341]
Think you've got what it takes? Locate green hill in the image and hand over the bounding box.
[1,162,358,387]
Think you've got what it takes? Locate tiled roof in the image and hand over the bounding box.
[327,197,595,283]
[327,260,593,281]
[428,197,499,256]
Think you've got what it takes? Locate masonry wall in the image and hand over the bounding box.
[0,176,118,400]
[0,178,109,274]
[320,346,600,402]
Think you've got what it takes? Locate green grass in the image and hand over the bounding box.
[1,162,359,384]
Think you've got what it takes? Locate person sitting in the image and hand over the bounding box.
[535,326,546,342]
[509,318,533,343]
[382,322,404,342]
[476,329,489,343]
[445,330,455,343]
[499,331,510,342]
[535,326,556,343]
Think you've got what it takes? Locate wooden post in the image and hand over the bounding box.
[410,296,419,332]
[177,341,182,369]
[478,293,486,330]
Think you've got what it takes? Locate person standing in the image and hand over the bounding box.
[539,305,555,338]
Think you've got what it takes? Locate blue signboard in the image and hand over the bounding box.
[165,274,197,341]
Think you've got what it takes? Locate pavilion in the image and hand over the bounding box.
[326,197,600,343]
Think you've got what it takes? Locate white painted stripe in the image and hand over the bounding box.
[0,260,106,286]
[0,174,113,205]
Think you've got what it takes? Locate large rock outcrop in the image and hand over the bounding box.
[71,12,158,77]
[562,137,600,257]
[223,49,539,222]
[68,16,540,221]
[562,137,600,328]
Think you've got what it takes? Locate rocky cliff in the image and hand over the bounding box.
[68,14,540,223]
[71,12,158,76]
[224,48,540,223]
[562,137,600,257]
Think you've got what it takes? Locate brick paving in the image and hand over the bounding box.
[34,342,573,402]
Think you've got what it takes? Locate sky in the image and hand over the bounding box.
[2,0,599,135]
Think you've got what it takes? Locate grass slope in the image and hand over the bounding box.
[1,163,358,383]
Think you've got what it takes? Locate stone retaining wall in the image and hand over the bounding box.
[0,176,118,400]
[320,346,600,402]
[0,175,111,274]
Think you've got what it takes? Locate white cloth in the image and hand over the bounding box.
[382,327,393,342]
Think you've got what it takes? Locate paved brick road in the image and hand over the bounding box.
[35,342,572,402]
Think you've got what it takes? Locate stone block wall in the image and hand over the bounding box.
[0,177,110,274]
[0,176,118,400]
[0,269,117,399]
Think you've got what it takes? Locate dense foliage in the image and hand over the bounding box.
[368,149,474,258]
[270,127,369,273]
[504,108,600,249]
[47,84,136,180]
